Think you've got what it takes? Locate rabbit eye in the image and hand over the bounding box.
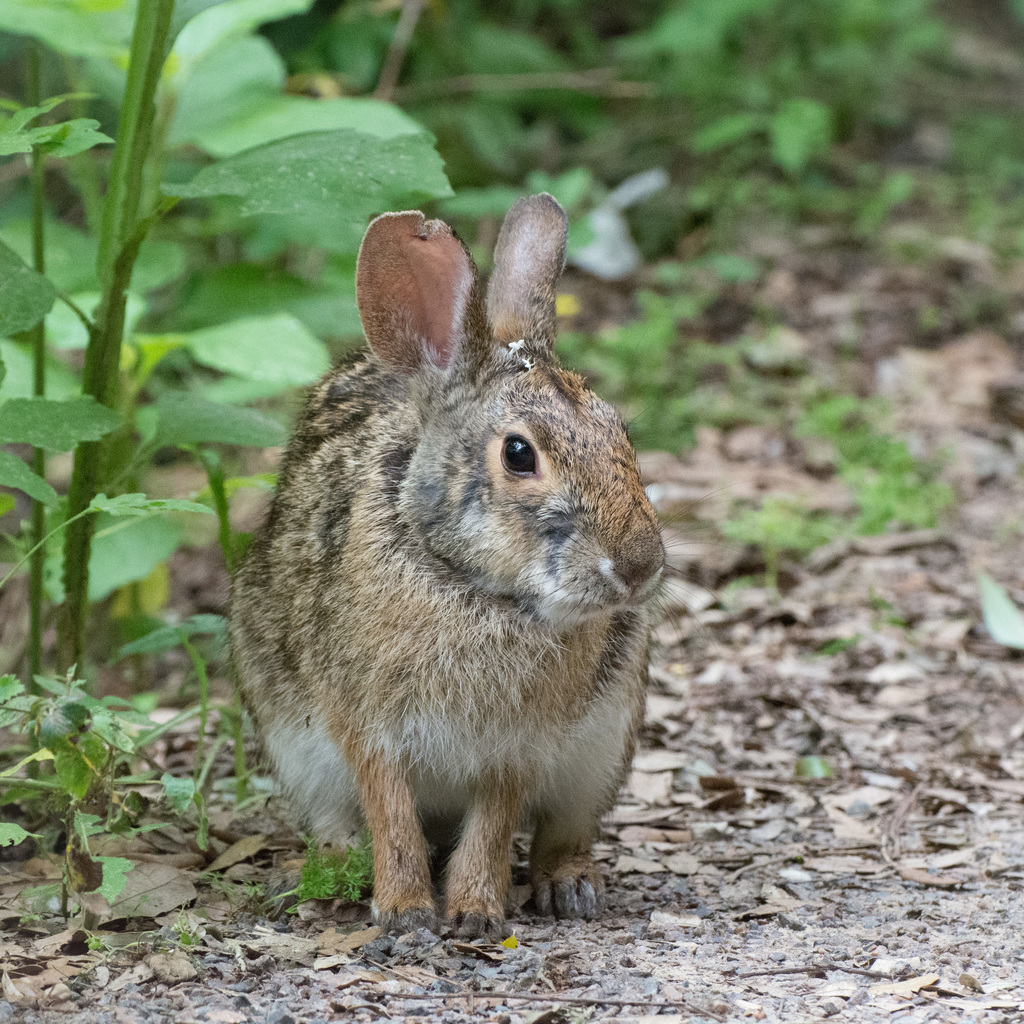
[502,434,537,475]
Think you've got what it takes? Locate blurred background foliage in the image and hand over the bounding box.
[2,0,1024,672]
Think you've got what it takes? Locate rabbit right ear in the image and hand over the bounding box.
[487,193,568,350]
[356,211,475,372]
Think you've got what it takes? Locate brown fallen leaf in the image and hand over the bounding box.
[317,926,382,956]
[897,866,962,888]
[869,973,940,996]
[206,834,268,873]
[78,861,198,924]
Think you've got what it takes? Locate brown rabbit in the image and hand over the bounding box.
[231,194,664,938]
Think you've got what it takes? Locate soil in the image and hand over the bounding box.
[4,226,1024,1023]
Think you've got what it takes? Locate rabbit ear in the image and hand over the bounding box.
[356,211,475,371]
[487,193,568,349]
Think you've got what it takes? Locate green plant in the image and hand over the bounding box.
[290,834,374,905]
[795,395,953,534]
[721,496,843,590]
[0,669,211,916]
[0,0,452,685]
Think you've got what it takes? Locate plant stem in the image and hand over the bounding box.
[59,0,175,672]
[181,638,208,774]
[26,43,46,694]
[197,448,235,572]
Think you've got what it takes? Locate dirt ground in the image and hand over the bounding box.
[4,228,1024,1023]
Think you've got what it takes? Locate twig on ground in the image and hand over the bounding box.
[370,988,727,1020]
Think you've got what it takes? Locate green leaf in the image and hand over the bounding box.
[97,857,134,902]
[795,755,833,780]
[0,494,12,518]
[47,502,208,604]
[54,746,92,800]
[0,240,56,336]
[168,33,422,157]
[151,392,287,447]
[0,340,89,400]
[165,129,453,220]
[692,113,762,154]
[89,493,214,517]
[118,613,227,658]
[0,396,122,452]
[0,3,134,58]
[161,772,196,815]
[86,514,183,604]
[978,573,1024,650]
[0,450,59,507]
[0,822,38,847]
[171,0,312,71]
[181,313,329,388]
[769,99,833,175]
[0,674,25,702]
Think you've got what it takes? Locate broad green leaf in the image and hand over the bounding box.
[0,494,12,517]
[182,313,329,387]
[165,129,453,220]
[44,500,205,604]
[978,573,1024,650]
[1,219,181,296]
[89,493,214,517]
[86,513,183,603]
[0,240,56,336]
[188,95,426,159]
[161,772,196,814]
[0,340,83,400]
[45,291,146,351]
[1,218,97,294]
[169,261,361,338]
[0,396,122,451]
[151,392,286,447]
[97,856,134,901]
[0,451,59,507]
[0,823,38,847]
[171,0,312,72]
[769,98,833,175]
[168,32,423,156]
[0,3,134,59]
[692,113,762,154]
[54,746,92,800]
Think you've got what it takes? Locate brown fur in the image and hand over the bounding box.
[231,194,664,938]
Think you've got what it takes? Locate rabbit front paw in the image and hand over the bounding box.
[373,899,439,935]
[446,901,509,940]
[531,856,605,920]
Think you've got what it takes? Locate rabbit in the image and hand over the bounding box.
[230,193,665,938]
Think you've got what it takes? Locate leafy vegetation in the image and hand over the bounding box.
[290,834,374,905]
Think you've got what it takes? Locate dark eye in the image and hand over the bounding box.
[502,434,537,475]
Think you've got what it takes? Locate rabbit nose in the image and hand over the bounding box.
[614,529,664,592]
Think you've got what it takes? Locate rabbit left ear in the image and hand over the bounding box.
[356,211,476,372]
[486,193,568,350]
